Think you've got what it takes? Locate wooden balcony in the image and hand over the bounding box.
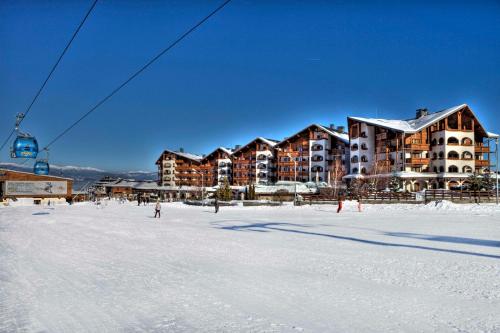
[475,145,490,153]
[475,160,489,167]
[405,157,430,165]
[405,143,430,151]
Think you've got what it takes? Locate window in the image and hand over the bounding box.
[439,166,445,173]
[311,155,323,162]
[311,166,323,172]
[360,131,367,138]
[462,151,473,160]
[257,154,267,160]
[463,166,473,173]
[361,167,367,174]
[433,166,438,172]
[447,137,459,145]
[361,155,368,162]
[448,151,459,159]
[219,162,226,167]
[462,137,473,146]
[448,165,458,173]
[258,163,267,169]
[351,156,359,163]
[431,139,437,146]
[439,151,444,159]
[312,144,323,151]
[438,138,444,145]
[432,153,437,160]
[351,143,359,151]
[361,143,368,150]
[352,167,359,174]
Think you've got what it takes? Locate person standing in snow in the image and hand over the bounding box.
[357,197,362,212]
[154,200,161,218]
[337,196,343,213]
[214,198,219,214]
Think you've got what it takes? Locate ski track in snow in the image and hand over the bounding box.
[1,201,500,332]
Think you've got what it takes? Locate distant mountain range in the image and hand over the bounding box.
[0,162,156,190]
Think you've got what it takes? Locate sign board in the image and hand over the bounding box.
[4,181,68,196]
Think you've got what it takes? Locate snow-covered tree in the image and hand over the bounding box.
[388,171,402,192]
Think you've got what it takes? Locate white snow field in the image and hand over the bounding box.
[1,201,500,332]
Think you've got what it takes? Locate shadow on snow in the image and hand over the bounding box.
[211,220,500,260]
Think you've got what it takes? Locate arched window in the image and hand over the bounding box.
[462,137,473,146]
[438,138,444,145]
[164,177,171,181]
[433,166,438,172]
[439,151,444,159]
[258,163,267,169]
[463,166,473,173]
[361,143,368,150]
[352,167,359,174]
[360,131,367,138]
[448,165,458,173]
[219,162,226,167]
[361,155,368,162]
[431,139,437,146]
[439,166,445,173]
[432,153,437,160]
[311,155,323,162]
[361,167,367,175]
[219,170,226,175]
[311,165,323,172]
[257,154,267,160]
[351,155,359,163]
[462,151,473,160]
[447,137,459,145]
[351,143,358,151]
[312,144,323,151]
[448,151,459,159]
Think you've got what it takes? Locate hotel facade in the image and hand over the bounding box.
[156,104,498,191]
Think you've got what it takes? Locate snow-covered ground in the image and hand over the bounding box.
[1,201,500,332]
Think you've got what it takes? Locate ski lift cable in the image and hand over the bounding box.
[42,0,233,151]
[0,0,99,154]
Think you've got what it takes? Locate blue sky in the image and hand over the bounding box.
[1,0,499,172]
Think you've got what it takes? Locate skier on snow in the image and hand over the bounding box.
[154,200,161,218]
[214,197,219,214]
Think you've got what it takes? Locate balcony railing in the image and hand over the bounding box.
[405,143,430,151]
[475,145,490,153]
[405,157,430,165]
[475,160,489,167]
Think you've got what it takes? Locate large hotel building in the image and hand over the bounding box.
[156,104,498,190]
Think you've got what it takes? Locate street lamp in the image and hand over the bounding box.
[286,152,298,205]
[496,138,499,205]
[192,168,204,203]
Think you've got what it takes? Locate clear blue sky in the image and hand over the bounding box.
[1,0,499,172]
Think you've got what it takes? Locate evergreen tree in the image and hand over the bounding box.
[482,172,495,191]
[468,173,482,191]
[216,177,233,201]
[388,171,402,192]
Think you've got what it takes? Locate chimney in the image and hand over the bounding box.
[179,147,184,153]
[416,108,428,119]
[337,126,345,133]
[329,123,335,130]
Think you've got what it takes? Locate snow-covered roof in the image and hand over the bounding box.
[349,104,493,137]
[156,149,202,163]
[314,124,349,144]
[202,147,234,161]
[276,123,349,146]
[487,132,499,139]
[232,137,279,155]
[0,168,73,181]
